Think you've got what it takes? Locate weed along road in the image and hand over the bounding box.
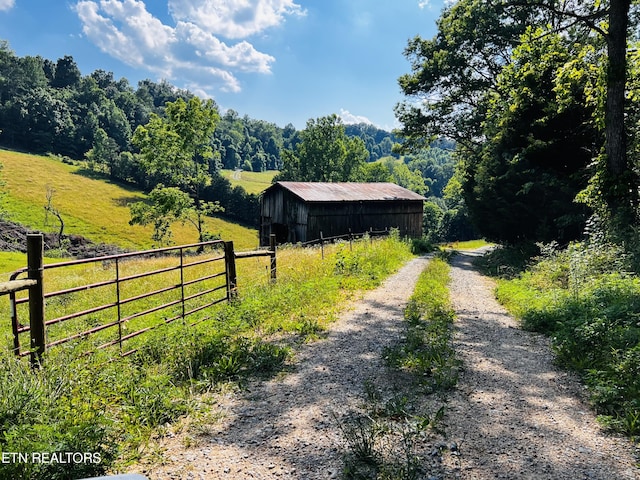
[134,256,433,479]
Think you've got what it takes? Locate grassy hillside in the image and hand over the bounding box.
[221,169,277,194]
[0,150,259,254]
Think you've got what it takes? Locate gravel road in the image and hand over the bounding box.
[137,256,432,479]
[442,250,639,479]
[133,251,639,479]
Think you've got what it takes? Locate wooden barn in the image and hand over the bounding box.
[259,182,425,245]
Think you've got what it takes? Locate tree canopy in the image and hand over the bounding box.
[464,30,596,243]
[130,98,223,244]
[275,114,369,182]
[396,0,640,248]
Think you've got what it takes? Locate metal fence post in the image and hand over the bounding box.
[224,241,238,299]
[27,234,45,366]
[269,234,277,283]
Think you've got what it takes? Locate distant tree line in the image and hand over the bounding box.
[0,41,468,241]
[0,41,414,229]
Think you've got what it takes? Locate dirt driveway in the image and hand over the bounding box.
[133,251,639,479]
[443,250,639,479]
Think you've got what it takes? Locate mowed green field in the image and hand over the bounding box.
[0,150,260,276]
[221,169,278,194]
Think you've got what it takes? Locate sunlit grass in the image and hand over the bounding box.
[0,251,31,277]
[0,150,259,251]
[440,239,493,250]
[1,235,413,356]
[496,242,640,438]
[221,168,277,194]
[0,236,415,478]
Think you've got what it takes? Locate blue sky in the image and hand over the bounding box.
[0,0,445,130]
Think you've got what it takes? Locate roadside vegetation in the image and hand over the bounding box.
[488,242,640,439]
[0,234,413,480]
[339,256,458,479]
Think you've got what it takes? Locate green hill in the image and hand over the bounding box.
[221,169,277,194]
[0,150,259,255]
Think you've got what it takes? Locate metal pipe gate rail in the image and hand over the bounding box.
[2,234,276,366]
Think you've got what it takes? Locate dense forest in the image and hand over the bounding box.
[396,0,640,252]
[0,40,461,236]
[0,40,401,171]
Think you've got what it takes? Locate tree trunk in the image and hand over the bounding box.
[605,0,629,177]
[603,0,637,232]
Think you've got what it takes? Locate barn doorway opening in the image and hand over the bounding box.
[272,223,289,243]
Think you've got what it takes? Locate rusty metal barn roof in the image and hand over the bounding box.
[269,182,425,202]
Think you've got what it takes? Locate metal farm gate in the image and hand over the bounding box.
[2,234,276,365]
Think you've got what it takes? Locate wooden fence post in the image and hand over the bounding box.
[224,241,238,299]
[27,234,45,367]
[320,231,324,259]
[269,234,277,283]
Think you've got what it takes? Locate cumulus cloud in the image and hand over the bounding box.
[74,0,302,94]
[176,21,274,73]
[339,109,373,126]
[75,0,174,70]
[168,0,305,39]
[0,0,15,11]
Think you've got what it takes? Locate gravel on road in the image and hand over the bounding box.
[133,251,640,479]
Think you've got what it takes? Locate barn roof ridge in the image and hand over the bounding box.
[267,181,425,202]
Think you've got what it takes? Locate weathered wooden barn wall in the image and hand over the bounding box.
[260,182,424,245]
[305,201,424,240]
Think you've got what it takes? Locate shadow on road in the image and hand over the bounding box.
[442,251,638,480]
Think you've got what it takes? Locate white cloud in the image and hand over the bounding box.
[0,0,15,11]
[74,0,302,94]
[75,0,174,70]
[176,21,274,73]
[168,0,305,39]
[339,109,373,126]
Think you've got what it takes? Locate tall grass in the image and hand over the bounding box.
[0,235,413,479]
[385,258,460,393]
[340,256,456,479]
[496,242,640,438]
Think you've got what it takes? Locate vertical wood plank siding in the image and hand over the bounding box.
[260,182,424,245]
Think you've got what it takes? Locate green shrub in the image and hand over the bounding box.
[497,241,640,437]
[410,236,434,255]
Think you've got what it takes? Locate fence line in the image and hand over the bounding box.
[2,234,276,365]
[300,227,393,259]
[1,230,388,365]
[299,227,392,247]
